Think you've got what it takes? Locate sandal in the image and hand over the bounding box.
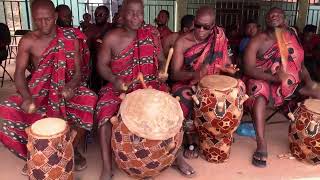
[74,149,87,171]
[252,151,268,168]
[183,143,199,159]
[21,164,28,176]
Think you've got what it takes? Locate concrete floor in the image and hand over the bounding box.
[0,62,320,180]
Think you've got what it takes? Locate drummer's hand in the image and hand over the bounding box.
[158,71,168,82]
[21,98,36,114]
[190,67,208,85]
[216,64,239,75]
[275,66,289,83]
[113,78,128,92]
[62,84,75,100]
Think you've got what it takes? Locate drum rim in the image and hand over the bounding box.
[29,125,70,139]
[199,75,238,91]
[302,99,320,115]
[119,89,184,140]
[29,118,69,139]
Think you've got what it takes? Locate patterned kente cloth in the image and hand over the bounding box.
[244,28,304,110]
[172,27,230,119]
[0,27,97,160]
[96,24,168,127]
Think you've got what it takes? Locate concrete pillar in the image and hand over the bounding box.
[296,0,309,31]
[175,0,187,32]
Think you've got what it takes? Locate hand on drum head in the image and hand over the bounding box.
[275,66,289,83]
[190,65,208,85]
[113,78,128,92]
[158,71,168,82]
[62,86,75,100]
[216,64,239,75]
[21,98,37,114]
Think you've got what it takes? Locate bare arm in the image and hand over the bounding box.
[97,33,117,84]
[66,39,82,88]
[300,64,314,87]
[171,38,194,81]
[244,35,280,82]
[14,36,32,101]
[157,43,166,72]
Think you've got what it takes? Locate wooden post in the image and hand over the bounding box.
[175,0,187,32]
[296,0,309,31]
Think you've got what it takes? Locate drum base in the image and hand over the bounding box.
[112,121,183,179]
[289,105,320,165]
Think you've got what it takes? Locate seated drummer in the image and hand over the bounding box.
[0,0,97,174]
[243,7,320,168]
[96,0,195,179]
[171,6,238,159]
[162,14,195,57]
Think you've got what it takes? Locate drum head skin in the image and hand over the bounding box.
[304,99,320,114]
[200,75,238,91]
[120,89,183,140]
[31,118,67,137]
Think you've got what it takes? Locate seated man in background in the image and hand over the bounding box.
[56,4,73,28]
[156,10,173,44]
[0,23,11,62]
[163,14,195,57]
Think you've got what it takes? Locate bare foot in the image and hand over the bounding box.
[21,164,28,176]
[172,153,196,178]
[99,170,113,180]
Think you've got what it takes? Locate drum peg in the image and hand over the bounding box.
[119,93,126,100]
[110,116,119,125]
[168,141,176,152]
[57,143,64,154]
[307,121,318,136]
[132,135,141,145]
[191,86,197,93]
[240,95,249,105]
[287,112,295,122]
[217,102,225,112]
[192,95,200,105]
[26,142,33,151]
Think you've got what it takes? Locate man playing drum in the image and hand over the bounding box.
[0,0,97,174]
[96,0,195,179]
[244,7,320,168]
[171,6,238,159]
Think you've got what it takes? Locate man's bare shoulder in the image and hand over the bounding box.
[19,31,40,48]
[167,32,179,40]
[103,28,126,43]
[250,32,269,44]
[176,32,192,45]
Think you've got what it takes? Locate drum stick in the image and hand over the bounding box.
[96,39,103,44]
[137,72,147,89]
[163,48,174,75]
[275,28,288,72]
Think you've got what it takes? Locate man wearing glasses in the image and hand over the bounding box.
[171,6,238,159]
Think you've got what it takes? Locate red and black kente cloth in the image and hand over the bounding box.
[0,27,97,160]
[96,24,168,127]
